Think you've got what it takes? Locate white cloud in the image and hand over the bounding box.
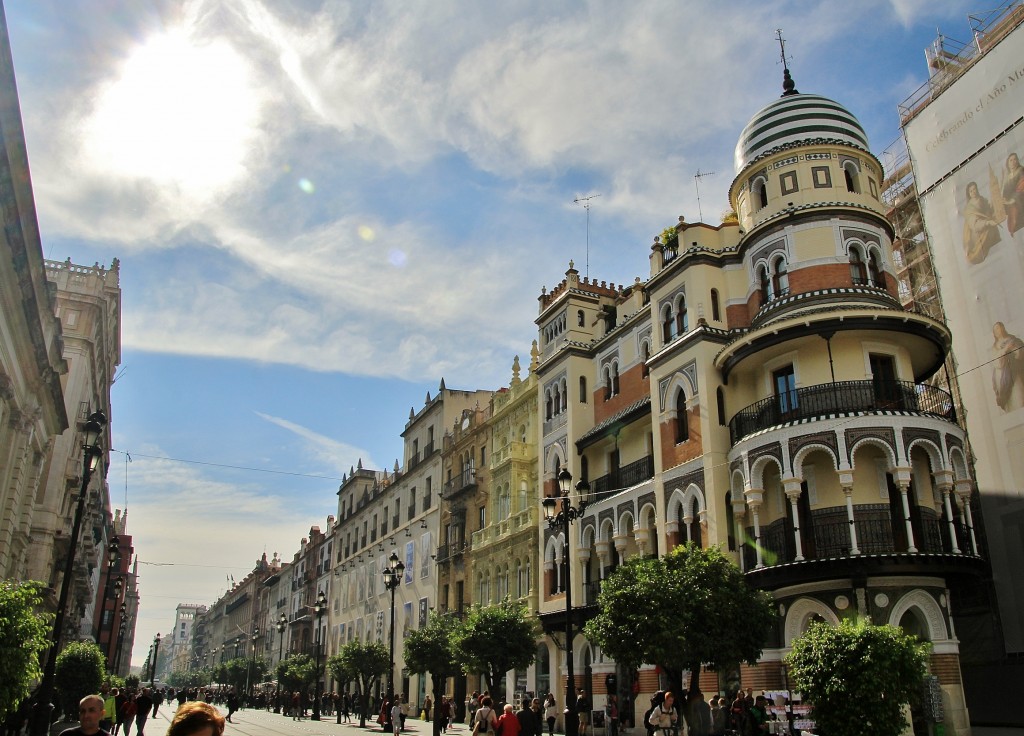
[255,411,376,474]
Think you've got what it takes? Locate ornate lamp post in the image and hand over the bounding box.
[542,468,589,736]
[32,411,106,736]
[108,576,124,665]
[98,536,120,643]
[210,647,219,688]
[382,551,405,703]
[235,635,242,660]
[311,590,327,720]
[113,603,128,674]
[246,627,259,702]
[150,633,162,686]
[275,613,287,713]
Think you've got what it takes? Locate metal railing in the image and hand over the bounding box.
[729,380,956,444]
[443,467,477,499]
[590,455,655,498]
[741,513,967,568]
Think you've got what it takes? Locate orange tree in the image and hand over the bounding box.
[584,544,774,713]
[785,619,929,736]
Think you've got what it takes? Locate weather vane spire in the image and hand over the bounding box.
[776,29,799,96]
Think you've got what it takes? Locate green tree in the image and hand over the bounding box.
[451,598,539,696]
[785,619,929,736]
[0,580,52,719]
[54,642,105,720]
[221,658,249,692]
[276,654,315,693]
[584,544,774,699]
[124,675,140,690]
[405,613,461,736]
[335,640,389,728]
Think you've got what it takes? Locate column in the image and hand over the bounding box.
[838,470,860,556]
[783,478,804,561]
[744,488,764,569]
[731,499,747,572]
[955,480,979,555]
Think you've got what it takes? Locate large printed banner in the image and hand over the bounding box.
[916,123,1024,651]
[904,30,1024,192]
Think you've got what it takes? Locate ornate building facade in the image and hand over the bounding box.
[535,71,982,735]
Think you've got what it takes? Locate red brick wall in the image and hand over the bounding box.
[659,412,703,468]
[930,653,962,685]
[593,363,650,425]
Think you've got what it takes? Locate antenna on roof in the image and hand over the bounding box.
[776,29,799,96]
[694,170,715,222]
[573,194,601,279]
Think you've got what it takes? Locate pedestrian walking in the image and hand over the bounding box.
[60,695,109,736]
[543,694,557,736]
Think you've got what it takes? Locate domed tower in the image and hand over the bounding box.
[716,68,982,732]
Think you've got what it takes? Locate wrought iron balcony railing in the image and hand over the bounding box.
[728,379,956,444]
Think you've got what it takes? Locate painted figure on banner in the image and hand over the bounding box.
[1002,152,1024,237]
[962,179,1002,263]
[991,321,1024,412]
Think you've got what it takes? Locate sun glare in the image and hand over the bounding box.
[83,30,262,197]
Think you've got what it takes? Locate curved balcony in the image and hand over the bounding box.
[728,379,956,444]
[741,509,986,590]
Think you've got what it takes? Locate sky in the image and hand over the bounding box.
[1,0,991,668]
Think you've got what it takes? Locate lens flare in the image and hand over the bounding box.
[298,178,315,193]
[358,225,375,242]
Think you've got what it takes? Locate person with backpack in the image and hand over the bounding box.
[645,691,679,736]
[473,697,498,736]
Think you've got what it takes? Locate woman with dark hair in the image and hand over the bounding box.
[167,702,225,736]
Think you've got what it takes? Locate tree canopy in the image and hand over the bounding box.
[0,580,52,719]
[55,642,105,720]
[450,598,539,695]
[785,619,929,736]
[276,654,315,693]
[333,640,389,728]
[583,543,774,691]
[404,612,462,736]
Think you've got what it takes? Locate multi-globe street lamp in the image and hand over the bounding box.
[382,551,405,703]
[275,613,287,713]
[113,605,129,674]
[150,633,162,686]
[31,411,107,736]
[311,590,327,721]
[246,627,259,701]
[542,469,589,736]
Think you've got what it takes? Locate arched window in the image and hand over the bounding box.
[758,264,772,304]
[545,391,552,420]
[552,385,560,416]
[612,363,620,396]
[867,250,883,287]
[717,387,726,426]
[850,246,867,284]
[753,177,768,210]
[579,376,588,403]
[560,379,568,411]
[603,368,612,401]
[577,310,585,327]
[662,304,676,343]
[844,162,860,193]
[641,341,651,378]
[710,289,721,322]
[676,295,689,335]
[675,389,689,443]
[773,257,789,296]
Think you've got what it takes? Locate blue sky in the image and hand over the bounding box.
[3,0,985,668]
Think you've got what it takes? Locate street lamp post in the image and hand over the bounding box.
[150,633,162,686]
[246,627,259,703]
[107,577,123,666]
[97,536,120,644]
[382,551,405,705]
[113,603,128,675]
[542,469,589,736]
[235,635,242,660]
[311,590,327,721]
[31,411,106,736]
[210,647,219,688]
[275,613,287,713]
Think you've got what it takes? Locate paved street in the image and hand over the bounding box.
[135,706,473,736]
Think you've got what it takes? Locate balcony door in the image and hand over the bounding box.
[870,354,902,409]
[774,365,798,418]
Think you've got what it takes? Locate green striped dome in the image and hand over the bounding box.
[734,93,869,172]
